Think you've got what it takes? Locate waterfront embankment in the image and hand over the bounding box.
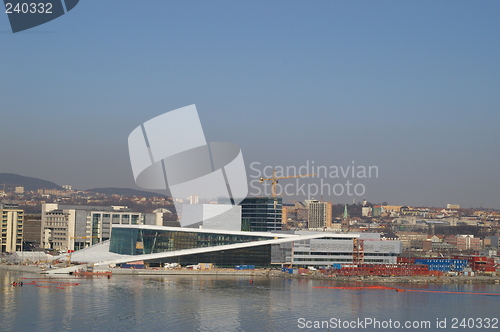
[2,264,500,284]
[282,272,500,284]
[109,268,269,276]
[0,264,44,273]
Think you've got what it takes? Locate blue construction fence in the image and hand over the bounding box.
[414,259,468,272]
[234,265,255,270]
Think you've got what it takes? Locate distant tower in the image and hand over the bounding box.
[341,204,350,231]
[362,198,367,207]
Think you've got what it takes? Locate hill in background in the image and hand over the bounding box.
[86,187,167,198]
[0,173,63,191]
[0,173,167,198]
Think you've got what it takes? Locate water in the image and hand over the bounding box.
[1,270,499,331]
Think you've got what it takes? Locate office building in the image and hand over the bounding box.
[41,203,163,251]
[23,214,42,250]
[278,231,402,267]
[306,200,332,229]
[239,197,282,232]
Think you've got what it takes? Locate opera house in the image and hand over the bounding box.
[65,224,401,269]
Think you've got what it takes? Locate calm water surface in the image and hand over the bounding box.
[1,270,499,331]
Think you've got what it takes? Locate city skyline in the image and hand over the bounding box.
[1,1,499,208]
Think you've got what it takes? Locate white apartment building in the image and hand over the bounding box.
[307,200,332,229]
[1,203,24,253]
[41,203,163,251]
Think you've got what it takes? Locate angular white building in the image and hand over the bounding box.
[56,225,402,271]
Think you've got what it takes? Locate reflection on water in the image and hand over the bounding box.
[1,270,499,331]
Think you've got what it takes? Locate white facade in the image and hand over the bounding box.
[1,204,23,253]
[45,226,403,271]
[41,203,163,251]
[181,204,242,231]
[277,232,402,267]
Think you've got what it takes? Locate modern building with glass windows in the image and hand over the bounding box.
[41,203,163,251]
[279,232,401,267]
[109,225,281,267]
[109,226,274,256]
[63,224,402,269]
[239,197,282,232]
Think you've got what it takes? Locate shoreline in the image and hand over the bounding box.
[2,264,500,284]
[284,273,500,284]
[0,264,45,273]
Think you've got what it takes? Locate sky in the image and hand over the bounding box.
[1,1,499,208]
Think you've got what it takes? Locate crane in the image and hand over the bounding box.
[259,169,316,228]
[259,169,316,198]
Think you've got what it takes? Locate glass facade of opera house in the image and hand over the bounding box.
[109,227,271,255]
[109,227,274,267]
[148,246,272,268]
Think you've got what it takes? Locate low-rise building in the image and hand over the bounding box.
[282,231,401,267]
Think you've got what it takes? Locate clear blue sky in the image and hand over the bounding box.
[1,1,499,208]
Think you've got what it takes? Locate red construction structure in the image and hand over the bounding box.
[329,263,443,277]
[453,255,497,273]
